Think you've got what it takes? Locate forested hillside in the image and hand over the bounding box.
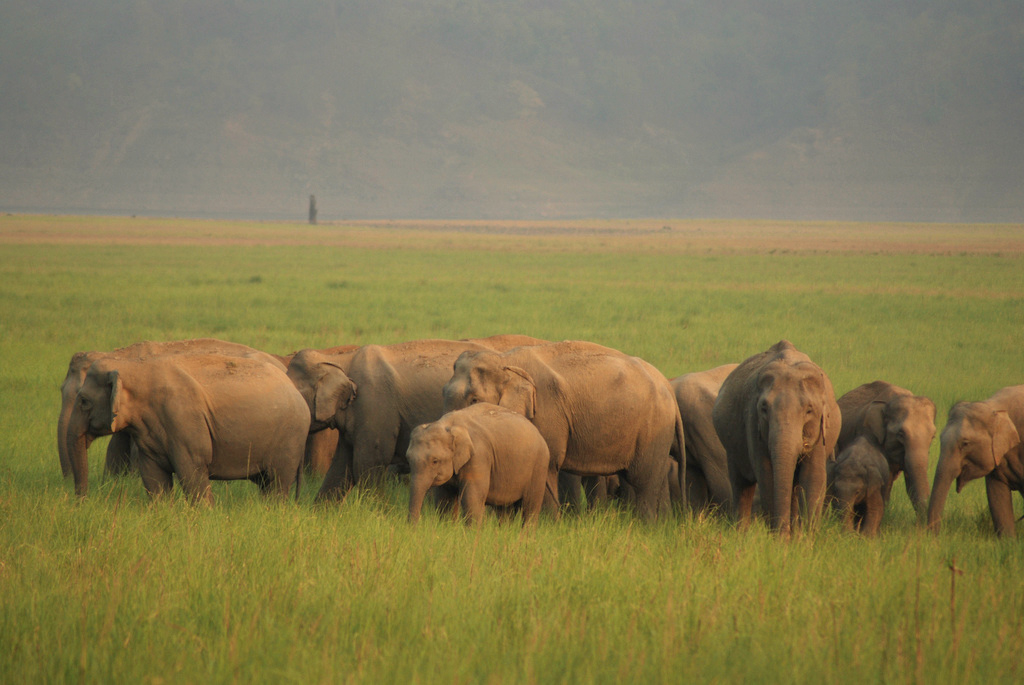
[1,0,1021,220]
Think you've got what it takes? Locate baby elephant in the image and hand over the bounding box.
[827,435,891,536]
[406,403,551,527]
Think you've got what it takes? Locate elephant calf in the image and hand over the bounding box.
[827,436,891,536]
[406,403,551,527]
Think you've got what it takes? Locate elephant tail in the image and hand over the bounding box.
[671,408,686,508]
[294,458,303,502]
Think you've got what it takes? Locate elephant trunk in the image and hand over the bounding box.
[767,424,803,535]
[57,394,76,479]
[408,471,433,524]
[66,406,94,497]
[926,447,961,533]
[902,444,932,521]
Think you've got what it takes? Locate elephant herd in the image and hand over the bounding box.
[58,336,1024,536]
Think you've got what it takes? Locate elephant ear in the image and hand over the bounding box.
[107,370,124,433]
[314,363,357,424]
[863,401,888,445]
[449,425,473,474]
[990,410,1021,468]
[499,366,537,420]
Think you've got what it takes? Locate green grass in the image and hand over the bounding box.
[1,216,1023,683]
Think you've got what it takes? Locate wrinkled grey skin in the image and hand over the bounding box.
[286,335,547,502]
[442,340,685,522]
[406,403,551,526]
[927,385,1024,536]
[66,354,309,503]
[827,435,891,536]
[713,340,841,536]
[58,339,286,481]
[837,381,936,520]
[671,363,739,513]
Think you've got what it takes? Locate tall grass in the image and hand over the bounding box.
[1,217,1022,683]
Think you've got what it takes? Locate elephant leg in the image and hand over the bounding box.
[684,465,711,513]
[255,464,295,499]
[103,432,135,478]
[541,467,561,518]
[521,477,546,527]
[624,458,671,523]
[174,459,213,505]
[733,481,756,529]
[138,459,174,499]
[316,439,354,502]
[986,477,1017,537]
[429,483,456,520]
[667,461,682,507]
[304,429,338,476]
[862,489,885,536]
[835,499,856,532]
[703,463,735,513]
[582,475,608,510]
[352,433,395,489]
[460,481,488,527]
[852,502,867,533]
[559,472,583,513]
[797,457,827,530]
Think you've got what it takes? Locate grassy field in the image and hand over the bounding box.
[1,214,1022,683]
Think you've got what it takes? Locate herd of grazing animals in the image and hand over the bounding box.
[59,336,1024,536]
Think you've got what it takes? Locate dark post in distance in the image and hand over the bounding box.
[308,194,318,225]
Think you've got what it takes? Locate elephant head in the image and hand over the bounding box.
[753,359,834,531]
[406,422,471,523]
[57,351,105,479]
[442,351,536,419]
[65,359,130,496]
[286,350,358,432]
[863,394,936,517]
[926,401,1021,532]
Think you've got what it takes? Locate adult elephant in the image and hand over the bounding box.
[836,381,936,520]
[712,340,840,535]
[926,385,1024,536]
[287,335,547,501]
[671,363,739,513]
[66,353,310,502]
[442,340,685,522]
[58,339,286,480]
[280,344,360,476]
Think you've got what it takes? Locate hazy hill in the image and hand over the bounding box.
[1,0,1021,221]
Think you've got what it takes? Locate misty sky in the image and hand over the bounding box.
[1,0,1022,221]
